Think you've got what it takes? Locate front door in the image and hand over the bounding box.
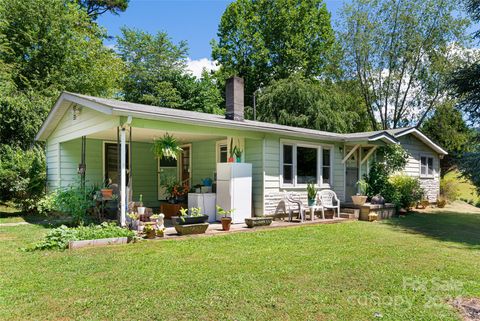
[180,146,191,186]
[345,147,359,202]
[158,157,178,200]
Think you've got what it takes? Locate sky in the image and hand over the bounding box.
[97,0,345,77]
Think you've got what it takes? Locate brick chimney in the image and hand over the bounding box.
[225,76,244,121]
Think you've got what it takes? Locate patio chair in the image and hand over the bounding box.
[283,192,309,222]
[317,190,341,218]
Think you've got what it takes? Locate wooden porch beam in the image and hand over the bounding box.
[342,144,360,164]
[360,146,378,165]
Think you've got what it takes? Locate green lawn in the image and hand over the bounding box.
[1,211,479,320]
[445,170,479,204]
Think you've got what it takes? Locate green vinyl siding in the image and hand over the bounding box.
[191,140,217,186]
[130,142,159,208]
[245,138,264,216]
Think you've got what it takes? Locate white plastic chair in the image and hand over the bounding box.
[283,192,309,222]
[317,190,340,218]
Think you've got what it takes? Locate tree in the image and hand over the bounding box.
[340,0,470,130]
[449,0,480,125]
[0,0,124,148]
[75,0,129,19]
[256,74,371,133]
[212,0,336,103]
[117,28,223,114]
[421,101,475,175]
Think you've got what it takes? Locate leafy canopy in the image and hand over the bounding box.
[117,27,222,114]
[212,0,337,102]
[340,0,471,129]
[256,74,371,133]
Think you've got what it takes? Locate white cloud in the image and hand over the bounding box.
[186,58,219,78]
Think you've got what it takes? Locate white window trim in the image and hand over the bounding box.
[102,140,130,184]
[280,139,334,189]
[419,154,435,178]
[215,139,228,163]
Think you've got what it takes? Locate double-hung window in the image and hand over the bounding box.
[420,156,434,177]
[281,141,332,187]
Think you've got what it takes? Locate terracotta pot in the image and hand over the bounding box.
[145,229,156,239]
[228,157,235,163]
[101,188,113,199]
[221,217,232,231]
[351,195,368,206]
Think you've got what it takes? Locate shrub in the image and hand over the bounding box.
[53,183,97,225]
[27,222,135,251]
[389,175,424,210]
[440,176,460,203]
[365,162,399,204]
[0,144,46,211]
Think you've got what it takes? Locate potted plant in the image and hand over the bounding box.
[234,146,242,163]
[307,183,317,206]
[137,194,146,215]
[227,137,235,163]
[172,207,209,225]
[143,223,156,239]
[216,205,234,231]
[127,212,139,230]
[152,133,183,160]
[100,179,113,199]
[351,179,369,206]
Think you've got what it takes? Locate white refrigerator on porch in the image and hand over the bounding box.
[216,163,252,223]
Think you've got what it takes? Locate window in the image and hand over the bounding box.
[283,145,293,184]
[322,148,331,185]
[104,143,129,184]
[281,142,332,187]
[296,147,317,184]
[420,156,434,177]
[216,140,228,163]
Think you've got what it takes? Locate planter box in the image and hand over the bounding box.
[245,217,273,228]
[174,223,209,235]
[68,237,129,250]
[171,215,209,225]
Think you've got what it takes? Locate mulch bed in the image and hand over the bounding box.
[450,298,480,321]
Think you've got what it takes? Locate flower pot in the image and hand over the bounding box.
[101,188,113,199]
[221,217,232,231]
[228,157,235,163]
[145,229,156,239]
[307,198,316,206]
[137,207,146,215]
[236,157,241,163]
[172,214,209,226]
[351,195,368,206]
[156,229,165,238]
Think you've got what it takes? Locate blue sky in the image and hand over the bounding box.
[97,0,345,75]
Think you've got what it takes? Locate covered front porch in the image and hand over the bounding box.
[58,119,261,225]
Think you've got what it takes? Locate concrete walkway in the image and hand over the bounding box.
[154,217,350,241]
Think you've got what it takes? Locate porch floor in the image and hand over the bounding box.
[152,217,350,241]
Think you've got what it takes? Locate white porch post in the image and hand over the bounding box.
[120,127,127,227]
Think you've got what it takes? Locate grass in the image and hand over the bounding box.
[445,170,479,204]
[0,210,479,320]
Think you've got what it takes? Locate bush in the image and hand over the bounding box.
[365,162,399,204]
[0,144,46,211]
[53,183,97,225]
[390,175,424,210]
[27,222,135,251]
[440,176,460,203]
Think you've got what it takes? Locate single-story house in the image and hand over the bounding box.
[35,77,447,224]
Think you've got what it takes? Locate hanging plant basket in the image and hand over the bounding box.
[152,133,183,160]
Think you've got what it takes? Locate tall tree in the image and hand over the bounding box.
[117,28,223,114]
[75,0,129,19]
[257,74,371,133]
[340,0,470,130]
[421,101,475,175]
[211,0,337,103]
[0,0,124,148]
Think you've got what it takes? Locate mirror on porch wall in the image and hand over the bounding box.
[157,145,191,200]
